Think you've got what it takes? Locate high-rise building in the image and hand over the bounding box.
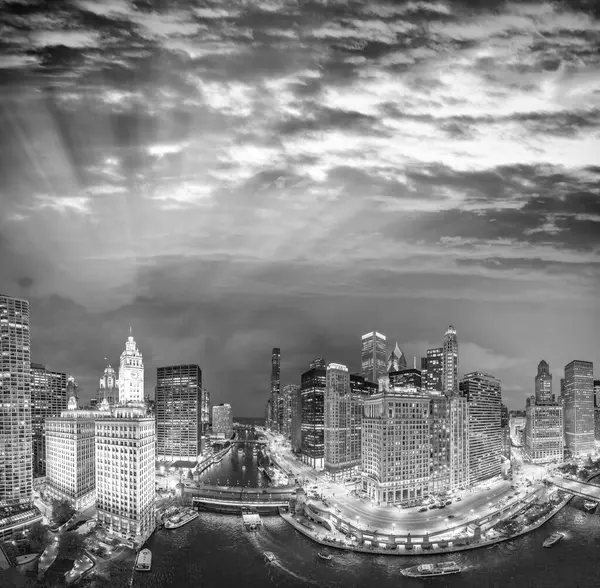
[525,397,564,463]
[281,385,298,439]
[155,365,202,463]
[0,294,33,508]
[290,385,303,453]
[201,387,210,435]
[324,363,365,480]
[564,360,594,456]
[389,368,422,390]
[461,372,502,484]
[45,395,101,509]
[594,380,600,408]
[98,364,119,407]
[362,388,431,505]
[31,363,67,477]
[95,405,155,547]
[423,348,443,392]
[387,342,407,373]
[535,360,553,403]
[118,331,144,404]
[212,403,233,438]
[301,360,327,469]
[269,348,281,432]
[449,395,470,490]
[501,403,509,428]
[442,326,459,395]
[361,331,387,384]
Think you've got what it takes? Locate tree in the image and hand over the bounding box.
[51,499,75,526]
[57,531,85,561]
[26,521,51,553]
[578,468,589,480]
[187,469,194,480]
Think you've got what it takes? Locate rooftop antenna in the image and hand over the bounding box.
[129,325,132,337]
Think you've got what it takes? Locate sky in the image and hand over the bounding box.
[0,0,598,416]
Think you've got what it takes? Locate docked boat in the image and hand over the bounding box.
[214,456,223,464]
[134,549,152,572]
[317,551,333,561]
[584,501,597,512]
[543,532,564,548]
[264,551,277,563]
[401,562,461,577]
[165,509,200,530]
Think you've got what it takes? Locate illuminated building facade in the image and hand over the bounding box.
[594,380,600,408]
[535,360,553,403]
[118,332,144,404]
[290,385,302,453]
[449,395,470,490]
[423,348,443,392]
[282,384,299,440]
[98,364,119,407]
[95,406,155,547]
[525,399,563,463]
[442,326,459,395]
[45,397,99,509]
[0,294,33,508]
[389,368,422,390]
[269,348,281,432]
[201,387,210,435]
[462,372,502,484]
[387,342,407,373]
[301,360,326,469]
[156,365,202,462]
[362,388,431,505]
[212,403,233,438]
[564,360,594,456]
[31,363,67,477]
[361,331,387,385]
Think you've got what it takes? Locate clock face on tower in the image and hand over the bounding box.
[131,371,138,379]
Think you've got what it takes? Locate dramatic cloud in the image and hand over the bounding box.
[0,0,598,413]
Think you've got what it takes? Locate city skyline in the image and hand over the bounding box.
[1,0,599,417]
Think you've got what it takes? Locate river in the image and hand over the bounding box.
[132,426,600,588]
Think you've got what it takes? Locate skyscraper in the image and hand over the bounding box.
[462,372,502,484]
[0,294,33,508]
[594,380,600,408]
[564,360,594,456]
[156,365,202,463]
[95,405,155,547]
[118,331,144,404]
[442,326,459,395]
[31,363,68,477]
[201,387,210,435]
[361,331,387,384]
[389,368,422,390]
[423,348,443,392]
[98,364,119,407]
[535,360,553,403]
[290,385,303,453]
[301,360,327,469]
[268,348,281,432]
[281,384,298,439]
[212,404,233,438]
[387,342,407,373]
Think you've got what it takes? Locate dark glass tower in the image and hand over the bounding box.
[300,360,326,469]
[270,348,281,432]
[424,348,443,392]
[361,331,387,384]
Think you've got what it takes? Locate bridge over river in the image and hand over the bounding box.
[190,485,296,513]
[545,475,600,501]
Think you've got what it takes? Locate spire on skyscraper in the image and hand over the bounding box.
[387,342,407,373]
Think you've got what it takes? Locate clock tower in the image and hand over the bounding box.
[118,329,144,404]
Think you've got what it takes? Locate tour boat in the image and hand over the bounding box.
[134,549,152,572]
[317,551,333,561]
[165,509,200,530]
[543,532,564,548]
[401,561,461,577]
[264,551,277,563]
[584,501,597,512]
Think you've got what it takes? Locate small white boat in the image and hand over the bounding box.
[317,551,333,561]
[543,532,564,548]
[264,551,277,563]
[165,509,200,530]
[401,561,461,577]
[134,548,152,572]
[584,501,597,512]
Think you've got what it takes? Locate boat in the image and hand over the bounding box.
[401,562,461,577]
[252,446,258,455]
[543,532,564,548]
[214,456,223,464]
[317,551,333,561]
[165,509,200,530]
[134,549,152,572]
[584,501,597,512]
[264,551,277,563]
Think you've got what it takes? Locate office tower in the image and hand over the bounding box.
[155,365,202,463]
[595,406,600,444]
[0,295,33,508]
[442,326,459,395]
[525,397,564,463]
[389,367,422,390]
[66,375,79,403]
[281,384,298,439]
[501,403,509,428]
[301,360,327,469]
[95,405,155,547]
[310,357,327,369]
[31,363,68,477]
[269,348,281,432]
[290,385,303,453]
[118,331,144,404]
[564,360,594,456]
[423,348,443,392]
[462,372,502,484]
[387,342,407,373]
[361,331,387,384]
[535,360,553,403]
[45,395,101,509]
[509,411,526,445]
[265,398,272,429]
[449,395,470,489]
[201,387,210,435]
[324,363,365,480]
[98,364,119,407]
[362,387,431,505]
[594,380,600,408]
[212,403,233,438]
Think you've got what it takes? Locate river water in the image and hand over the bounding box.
[133,429,600,588]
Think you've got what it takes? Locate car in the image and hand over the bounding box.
[456,497,462,501]
[448,514,456,519]
[445,500,452,505]
[438,504,446,509]
[428,504,438,510]
[419,507,428,512]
